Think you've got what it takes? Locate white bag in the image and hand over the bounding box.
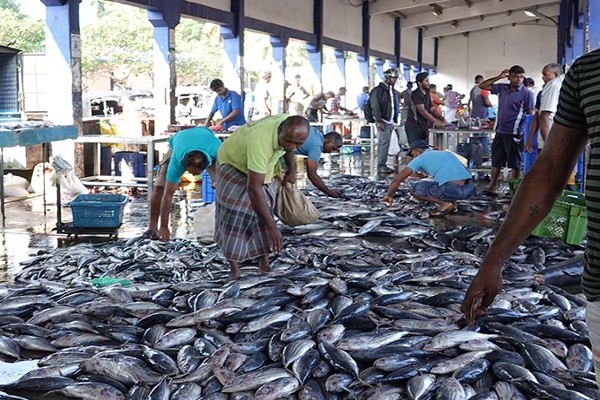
[27,163,54,194]
[3,174,30,197]
[57,170,88,202]
[397,125,408,146]
[193,203,216,243]
[388,129,401,156]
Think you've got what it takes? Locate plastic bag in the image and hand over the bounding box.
[27,163,54,194]
[388,129,401,156]
[3,174,30,197]
[275,182,320,226]
[194,203,216,243]
[57,170,88,202]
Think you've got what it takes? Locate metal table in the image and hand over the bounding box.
[429,128,495,152]
[75,135,170,198]
[0,125,78,225]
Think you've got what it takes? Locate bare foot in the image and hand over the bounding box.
[258,255,271,274]
[228,263,240,281]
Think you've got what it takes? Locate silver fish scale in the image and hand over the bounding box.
[0,175,594,399]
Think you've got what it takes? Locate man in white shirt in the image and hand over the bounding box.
[525,63,563,152]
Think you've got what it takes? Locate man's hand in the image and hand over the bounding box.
[266,225,283,254]
[460,267,503,326]
[376,122,385,131]
[158,226,170,242]
[433,121,446,128]
[327,189,340,198]
[499,69,510,79]
[382,194,394,206]
[524,141,534,154]
[283,169,296,185]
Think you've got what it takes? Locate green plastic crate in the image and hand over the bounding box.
[508,178,521,196]
[531,190,587,245]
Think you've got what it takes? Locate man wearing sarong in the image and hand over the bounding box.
[145,126,221,241]
[215,115,310,280]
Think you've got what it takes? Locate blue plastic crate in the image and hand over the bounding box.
[69,194,128,228]
[202,170,215,204]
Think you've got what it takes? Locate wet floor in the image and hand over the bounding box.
[0,152,507,282]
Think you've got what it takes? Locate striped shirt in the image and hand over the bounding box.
[553,49,600,301]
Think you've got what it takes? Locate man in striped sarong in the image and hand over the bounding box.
[215,115,309,280]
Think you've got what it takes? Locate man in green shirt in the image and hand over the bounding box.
[215,115,310,280]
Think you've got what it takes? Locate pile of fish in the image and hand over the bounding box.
[0,174,594,399]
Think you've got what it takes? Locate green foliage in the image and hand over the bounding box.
[175,18,223,86]
[80,4,153,89]
[0,0,18,13]
[0,8,44,52]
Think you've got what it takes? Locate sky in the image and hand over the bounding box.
[16,0,97,25]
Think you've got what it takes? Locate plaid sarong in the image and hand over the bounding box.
[214,163,274,263]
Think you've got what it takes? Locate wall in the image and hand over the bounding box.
[434,24,557,97]
[370,13,395,54]
[246,0,312,33]
[324,0,363,46]
[401,27,419,61]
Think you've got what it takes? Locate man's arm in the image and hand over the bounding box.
[219,109,240,126]
[157,181,179,241]
[207,164,217,188]
[461,123,588,323]
[247,171,282,253]
[525,112,539,153]
[204,111,215,126]
[282,150,296,184]
[538,111,553,141]
[415,104,446,128]
[306,159,338,197]
[382,167,414,204]
[479,70,509,90]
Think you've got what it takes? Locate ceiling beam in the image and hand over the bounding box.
[369,0,455,15]
[401,0,558,28]
[422,4,560,38]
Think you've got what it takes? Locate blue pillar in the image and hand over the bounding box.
[334,49,346,90]
[402,64,411,83]
[358,54,369,88]
[307,43,323,95]
[220,0,244,93]
[270,35,287,114]
[573,27,585,60]
[148,9,179,133]
[374,58,384,83]
[221,26,243,93]
[41,0,82,165]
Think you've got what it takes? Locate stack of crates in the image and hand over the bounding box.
[531,190,587,245]
[202,170,215,204]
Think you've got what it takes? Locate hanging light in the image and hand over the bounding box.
[431,4,443,17]
[451,20,459,29]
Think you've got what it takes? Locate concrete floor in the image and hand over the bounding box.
[0,151,504,282]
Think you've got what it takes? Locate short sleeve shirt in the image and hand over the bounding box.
[210,90,246,129]
[166,127,222,184]
[407,149,472,185]
[539,76,563,120]
[491,83,535,135]
[217,114,288,183]
[295,127,324,162]
[406,89,432,129]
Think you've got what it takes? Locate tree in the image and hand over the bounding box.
[175,18,223,86]
[0,0,18,13]
[80,4,153,89]
[0,8,44,52]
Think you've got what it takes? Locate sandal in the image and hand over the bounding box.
[430,207,454,217]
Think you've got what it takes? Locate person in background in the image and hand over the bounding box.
[479,65,535,195]
[295,128,343,197]
[357,86,370,116]
[215,115,309,280]
[443,84,462,123]
[371,68,400,174]
[145,127,221,241]
[468,75,492,120]
[204,79,246,131]
[399,82,414,125]
[329,87,353,115]
[405,72,447,145]
[525,63,563,153]
[460,52,597,376]
[429,84,444,116]
[253,71,273,120]
[305,91,335,122]
[286,74,310,116]
[382,140,476,216]
[524,77,536,93]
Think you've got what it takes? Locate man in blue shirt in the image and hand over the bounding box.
[295,127,343,197]
[205,79,246,130]
[382,140,476,216]
[145,126,222,241]
[479,66,535,195]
